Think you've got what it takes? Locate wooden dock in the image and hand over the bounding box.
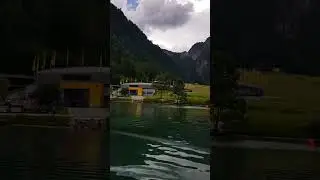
[131,96,144,102]
[0,107,109,130]
[67,107,108,130]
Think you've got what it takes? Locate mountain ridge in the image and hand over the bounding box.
[110,3,182,81]
[110,3,209,84]
[163,37,210,84]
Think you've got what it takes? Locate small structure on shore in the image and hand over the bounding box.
[121,82,155,96]
[131,95,144,102]
[37,67,109,108]
[36,66,110,128]
[237,83,264,97]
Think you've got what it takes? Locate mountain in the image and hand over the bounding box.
[189,37,210,83]
[164,37,210,84]
[110,4,182,83]
[163,49,198,83]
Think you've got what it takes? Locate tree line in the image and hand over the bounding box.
[0,0,107,75]
[212,0,320,76]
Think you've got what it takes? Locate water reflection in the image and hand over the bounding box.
[110,102,210,180]
[212,146,320,180]
[0,126,107,179]
[135,103,142,118]
[111,133,209,180]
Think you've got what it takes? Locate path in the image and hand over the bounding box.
[212,139,320,152]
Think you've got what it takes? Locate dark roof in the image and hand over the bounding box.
[38,67,110,75]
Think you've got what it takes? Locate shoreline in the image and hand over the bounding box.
[110,97,210,108]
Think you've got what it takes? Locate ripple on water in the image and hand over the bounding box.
[111,103,210,180]
[111,139,210,180]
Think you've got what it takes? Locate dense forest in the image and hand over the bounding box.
[0,0,107,75]
[110,3,184,84]
[0,0,210,85]
[212,0,320,75]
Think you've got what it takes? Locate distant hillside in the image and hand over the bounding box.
[110,4,182,83]
[164,37,210,84]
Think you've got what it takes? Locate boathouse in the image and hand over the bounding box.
[120,82,155,96]
[237,83,264,97]
[37,67,109,108]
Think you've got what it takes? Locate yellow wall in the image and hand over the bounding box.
[128,87,143,96]
[60,81,104,107]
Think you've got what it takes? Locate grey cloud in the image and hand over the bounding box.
[111,0,209,52]
[126,0,194,31]
[111,0,124,8]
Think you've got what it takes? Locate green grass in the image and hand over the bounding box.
[185,83,210,105]
[144,91,176,104]
[238,71,320,138]
[143,84,210,105]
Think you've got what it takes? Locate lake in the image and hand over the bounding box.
[0,125,108,179]
[110,102,211,180]
[212,147,320,180]
[1,102,320,179]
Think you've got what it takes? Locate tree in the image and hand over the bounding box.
[31,84,61,108]
[173,79,187,104]
[154,72,176,99]
[212,51,245,133]
[0,79,9,101]
[120,88,128,96]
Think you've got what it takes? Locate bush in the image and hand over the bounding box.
[31,84,61,107]
[0,78,9,101]
[120,88,129,96]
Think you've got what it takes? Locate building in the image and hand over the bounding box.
[120,82,155,96]
[237,84,264,97]
[0,74,34,91]
[37,67,109,108]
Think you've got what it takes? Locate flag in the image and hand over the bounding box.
[99,54,102,72]
[81,47,84,66]
[36,55,40,72]
[51,50,56,68]
[66,47,69,67]
[32,56,36,72]
[100,54,102,67]
[42,51,46,70]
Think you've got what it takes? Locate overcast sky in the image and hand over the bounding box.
[111,0,210,52]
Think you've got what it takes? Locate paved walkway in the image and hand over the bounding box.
[212,139,320,152]
[0,112,71,117]
[131,96,144,102]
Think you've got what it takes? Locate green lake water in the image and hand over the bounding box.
[110,102,211,180]
[0,126,107,179]
[1,102,320,179]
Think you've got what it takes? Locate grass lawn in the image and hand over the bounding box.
[185,83,210,105]
[238,71,320,138]
[144,83,210,105]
